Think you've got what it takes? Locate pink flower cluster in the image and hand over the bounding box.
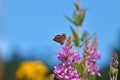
[87,47,101,76]
[54,45,80,80]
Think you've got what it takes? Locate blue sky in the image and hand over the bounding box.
[1,0,120,67]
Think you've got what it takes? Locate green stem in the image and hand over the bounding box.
[115,73,118,80]
[78,0,80,9]
[84,74,88,80]
[76,0,81,54]
[77,0,81,55]
[77,26,80,54]
[113,75,115,80]
[109,72,112,80]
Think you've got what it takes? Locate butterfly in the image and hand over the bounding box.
[53,33,66,45]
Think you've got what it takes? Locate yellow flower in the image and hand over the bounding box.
[16,61,51,80]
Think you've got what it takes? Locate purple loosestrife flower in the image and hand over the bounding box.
[88,63,101,76]
[86,47,101,76]
[54,37,80,80]
[56,45,73,62]
[83,38,101,77]
[89,47,101,63]
[73,54,80,62]
[56,45,80,63]
[54,61,80,80]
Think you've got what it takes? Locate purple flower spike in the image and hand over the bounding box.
[89,47,101,63]
[54,45,80,80]
[73,54,80,62]
[54,62,80,80]
[87,47,101,76]
[56,46,72,62]
[88,64,101,76]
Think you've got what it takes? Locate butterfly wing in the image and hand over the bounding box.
[53,33,66,45]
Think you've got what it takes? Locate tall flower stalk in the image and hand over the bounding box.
[109,52,119,80]
[77,0,81,54]
[54,36,80,80]
[65,0,87,55]
[82,37,101,80]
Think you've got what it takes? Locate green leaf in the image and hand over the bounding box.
[79,9,86,26]
[81,30,88,41]
[64,9,86,27]
[80,33,95,48]
[72,61,84,73]
[74,3,79,11]
[74,9,86,26]
[109,71,112,80]
[70,26,80,47]
[73,62,84,79]
[91,75,96,80]
[64,15,76,26]
[110,66,118,75]
[115,72,118,80]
